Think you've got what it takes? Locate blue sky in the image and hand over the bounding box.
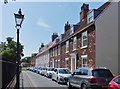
[1,1,108,57]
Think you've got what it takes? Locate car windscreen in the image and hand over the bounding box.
[48,68,54,71]
[59,69,70,74]
[92,69,113,78]
[113,76,120,84]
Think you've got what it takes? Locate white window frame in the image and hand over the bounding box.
[70,25,74,35]
[73,36,77,50]
[81,55,88,67]
[87,10,94,24]
[65,58,69,68]
[81,31,88,49]
[66,41,69,53]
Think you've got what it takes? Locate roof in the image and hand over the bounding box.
[97,1,111,10]
[36,41,55,57]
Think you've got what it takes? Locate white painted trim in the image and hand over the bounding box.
[81,45,88,49]
[70,53,76,72]
[65,58,69,60]
[72,48,77,51]
[81,55,88,67]
[81,55,88,58]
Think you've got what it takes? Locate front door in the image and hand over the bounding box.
[70,53,76,72]
[52,58,55,67]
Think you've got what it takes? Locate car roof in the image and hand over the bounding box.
[112,74,120,81]
[77,67,109,70]
[55,68,69,70]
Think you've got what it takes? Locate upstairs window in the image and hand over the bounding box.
[70,25,74,35]
[66,41,69,53]
[73,36,77,50]
[55,46,57,56]
[87,10,94,23]
[58,45,60,55]
[82,31,88,48]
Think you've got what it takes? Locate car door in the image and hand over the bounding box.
[70,69,80,86]
[55,69,58,81]
[113,76,120,89]
[53,69,57,80]
[75,69,89,87]
[73,68,84,87]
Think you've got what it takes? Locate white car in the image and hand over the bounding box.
[52,68,71,84]
[44,67,54,78]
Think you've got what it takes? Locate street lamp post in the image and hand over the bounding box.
[14,8,24,89]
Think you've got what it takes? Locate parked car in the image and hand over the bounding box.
[37,67,43,75]
[52,68,71,84]
[36,67,41,74]
[41,67,47,76]
[29,67,34,71]
[32,67,38,73]
[67,67,114,89]
[108,74,120,89]
[44,67,54,78]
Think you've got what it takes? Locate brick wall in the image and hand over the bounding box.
[60,24,96,69]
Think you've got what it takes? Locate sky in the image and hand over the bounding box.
[0,0,108,57]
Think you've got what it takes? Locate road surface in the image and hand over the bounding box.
[20,70,68,89]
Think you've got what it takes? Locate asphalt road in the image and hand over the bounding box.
[20,70,68,89]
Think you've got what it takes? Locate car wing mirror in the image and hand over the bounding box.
[71,72,75,76]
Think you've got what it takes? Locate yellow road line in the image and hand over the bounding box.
[24,71,37,88]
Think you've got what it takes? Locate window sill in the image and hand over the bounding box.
[73,48,77,51]
[81,46,87,49]
[66,51,69,53]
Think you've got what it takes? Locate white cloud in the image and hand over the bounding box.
[37,18,53,32]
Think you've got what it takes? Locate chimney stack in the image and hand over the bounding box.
[64,21,70,33]
[52,33,58,42]
[80,3,89,21]
[41,43,44,48]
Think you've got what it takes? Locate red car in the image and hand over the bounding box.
[108,74,120,89]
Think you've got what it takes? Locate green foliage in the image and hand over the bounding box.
[22,56,31,64]
[0,37,24,61]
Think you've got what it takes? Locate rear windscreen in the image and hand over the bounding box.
[92,69,113,78]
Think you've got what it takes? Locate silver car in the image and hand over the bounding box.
[52,68,71,84]
[44,67,54,78]
[67,67,113,89]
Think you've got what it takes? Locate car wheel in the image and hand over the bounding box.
[52,77,54,81]
[57,77,60,84]
[67,81,72,89]
[81,84,87,89]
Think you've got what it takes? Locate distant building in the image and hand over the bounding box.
[35,34,57,67]
[31,53,37,66]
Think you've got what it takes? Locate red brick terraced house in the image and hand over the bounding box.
[34,2,114,73]
[49,2,111,72]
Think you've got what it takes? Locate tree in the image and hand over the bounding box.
[0,37,24,62]
[22,57,31,64]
